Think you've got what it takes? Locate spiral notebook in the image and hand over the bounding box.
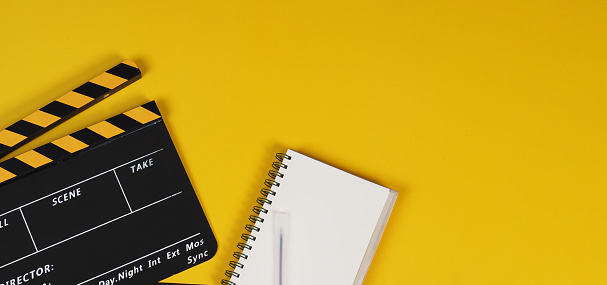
[223,150,398,285]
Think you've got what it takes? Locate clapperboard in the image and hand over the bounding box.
[0,61,217,285]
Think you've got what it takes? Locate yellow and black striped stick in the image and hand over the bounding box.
[0,101,161,185]
[0,60,142,160]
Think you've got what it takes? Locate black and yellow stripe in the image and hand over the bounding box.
[0,60,142,160]
[0,101,161,184]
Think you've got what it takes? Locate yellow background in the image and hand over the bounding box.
[1,1,606,284]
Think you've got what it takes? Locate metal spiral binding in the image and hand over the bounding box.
[221,152,291,285]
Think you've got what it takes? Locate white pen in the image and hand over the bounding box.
[274,212,289,285]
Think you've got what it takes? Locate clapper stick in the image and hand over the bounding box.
[0,101,161,185]
[0,60,142,160]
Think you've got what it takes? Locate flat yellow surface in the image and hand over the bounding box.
[1,1,606,284]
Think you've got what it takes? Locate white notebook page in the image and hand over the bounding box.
[232,150,394,285]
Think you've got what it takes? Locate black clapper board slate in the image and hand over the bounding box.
[0,101,217,285]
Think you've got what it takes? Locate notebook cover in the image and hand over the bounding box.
[227,149,396,285]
